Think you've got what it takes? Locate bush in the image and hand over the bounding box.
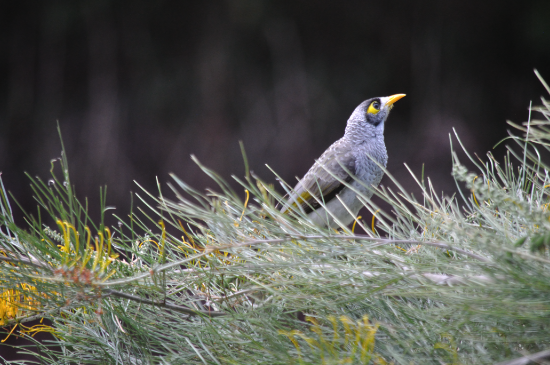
[1,72,550,364]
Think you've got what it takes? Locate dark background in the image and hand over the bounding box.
[0,0,549,360]
[1,0,550,227]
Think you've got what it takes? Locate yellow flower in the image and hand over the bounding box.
[279,315,386,364]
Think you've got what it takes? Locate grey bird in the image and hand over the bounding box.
[279,94,405,228]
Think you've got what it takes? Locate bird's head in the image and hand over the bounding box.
[346,94,406,137]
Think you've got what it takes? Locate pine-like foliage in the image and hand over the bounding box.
[1,73,550,364]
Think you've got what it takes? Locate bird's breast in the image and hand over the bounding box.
[354,142,387,187]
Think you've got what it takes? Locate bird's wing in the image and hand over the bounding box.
[280,142,356,215]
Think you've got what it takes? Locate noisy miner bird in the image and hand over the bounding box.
[279,94,405,228]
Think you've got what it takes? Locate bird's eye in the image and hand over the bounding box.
[367,100,381,114]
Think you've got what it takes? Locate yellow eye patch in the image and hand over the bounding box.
[367,100,381,115]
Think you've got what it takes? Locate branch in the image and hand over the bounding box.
[495,349,550,365]
[104,289,227,317]
[500,247,550,264]
[10,233,488,288]
[98,235,490,287]
[0,252,49,268]
[191,288,258,301]
[3,301,87,327]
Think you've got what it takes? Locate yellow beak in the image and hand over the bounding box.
[385,94,406,106]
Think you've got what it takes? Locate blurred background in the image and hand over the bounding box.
[1,0,550,226]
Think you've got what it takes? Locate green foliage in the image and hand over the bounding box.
[1,74,550,364]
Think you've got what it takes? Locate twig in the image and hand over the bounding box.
[495,349,550,365]
[500,247,550,264]
[3,302,86,327]
[99,235,488,287]
[104,289,227,317]
[386,239,490,263]
[193,288,258,301]
[22,234,490,287]
[0,253,48,268]
[409,273,496,285]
